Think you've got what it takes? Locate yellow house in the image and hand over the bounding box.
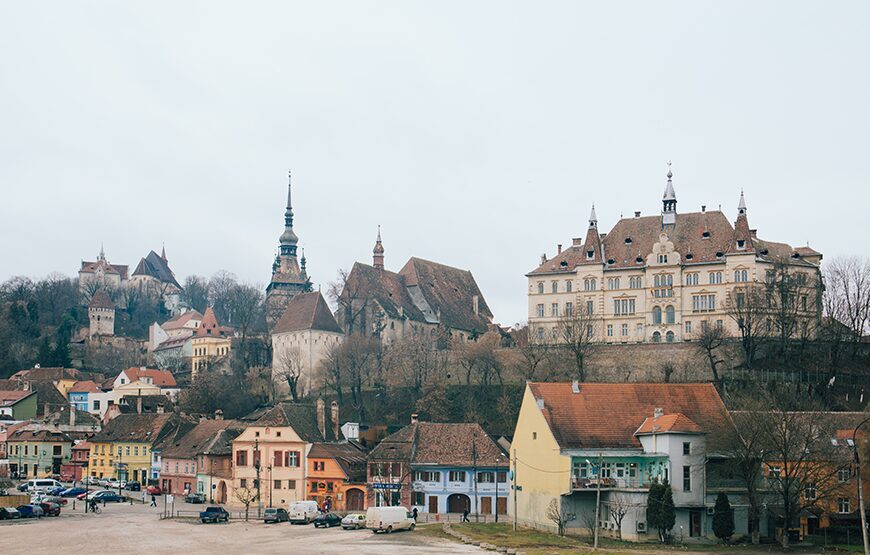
[89,413,189,482]
[191,307,233,378]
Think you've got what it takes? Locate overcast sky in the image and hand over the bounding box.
[1,1,868,326]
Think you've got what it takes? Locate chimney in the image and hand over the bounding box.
[749,229,758,238]
[140,366,146,372]
[316,398,326,439]
[540,253,547,264]
[137,396,143,415]
[654,407,663,419]
[410,413,419,425]
[572,237,582,246]
[472,295,479,317]
[214,409,224,421]
[571,381,580,394]
[156,403,165,414]
[701,205,706,213]
[557,244,562,254]
[69,405,76,427]
[634,211,641,218]
[330,401,339,440]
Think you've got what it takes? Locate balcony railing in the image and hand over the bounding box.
[572,477,652,490]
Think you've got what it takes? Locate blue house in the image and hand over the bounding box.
[68,380,101,412]
[367,419,509,516]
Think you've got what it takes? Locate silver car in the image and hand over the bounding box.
[341,513,366,530]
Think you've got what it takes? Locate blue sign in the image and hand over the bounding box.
[372,483,401,491]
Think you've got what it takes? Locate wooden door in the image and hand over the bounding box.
[428,495,438,513]
[481,497,492,515]
[496,497,507,515]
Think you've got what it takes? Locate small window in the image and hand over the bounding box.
[702,231,710,238]
[532,432,537,440]
[685,253,694,260]
[625,237,633,244]
[736,239,745,249]
[552,281,558,293]
[682,442,690,455]
[587,250,595,260]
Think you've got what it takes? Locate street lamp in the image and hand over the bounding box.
[852,416,870,555]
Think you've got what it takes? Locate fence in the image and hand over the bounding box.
[809,526,865,548]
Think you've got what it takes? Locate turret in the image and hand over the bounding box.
[372,226,385,269]
[662,162,677,227]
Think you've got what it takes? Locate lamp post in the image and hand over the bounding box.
[268,465,273,508]
[852,416,870,555]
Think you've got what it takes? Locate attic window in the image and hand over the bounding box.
[685,253,694,260]
[791,252,801,259]
[736,239,746,250]
[715,251,724,258]
[560,261,568,268]
[624,237,633,245]
[702,231,711,238]
[760,249,769,256]
[635,256,644,264]
[586,250,594,260]
[607,258,615,265]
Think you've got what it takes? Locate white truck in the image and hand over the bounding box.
[365,506,416,533]
[288,500,319,524]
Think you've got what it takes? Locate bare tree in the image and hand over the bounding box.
[823,256,870,360]
[387,333,448,398]
[455,333,503,386]
[696,323,726,387]
[556,305,599,382]
[512,323,553,381]
[726,283,769,368]
[546,498,573,536]
[606,494,634,540]
[234,487,259,521]
[765,262,823,355]
[321,335,380,420]
[273,345,304,401]
[328,267,378,335]
[661,362,675,383]
[181,275,209,313]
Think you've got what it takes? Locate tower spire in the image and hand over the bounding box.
[662,161,677,226]
[373,225,385,269]
[285,169,294,228]
[278,169,299,257]
[99,243,105,261]
[738,189,747,215]
[161,242,167,262]
[588,204,598,228]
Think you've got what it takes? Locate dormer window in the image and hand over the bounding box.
[624,237,633,245]
[635,257,644,264]
[560,261,568,268]
[791,252,801,259]
[715,251,724,259]
[587,250,595,260]
[760,248,769,256]
[702,231,711,239]
[685,253,694,261]
[736,239,746,250]
[607,258,615,265]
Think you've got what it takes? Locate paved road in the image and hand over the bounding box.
[1,501,481,554]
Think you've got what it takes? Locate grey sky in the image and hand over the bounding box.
[1,1,868,326]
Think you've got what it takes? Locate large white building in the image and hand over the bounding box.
[526,167,822,344]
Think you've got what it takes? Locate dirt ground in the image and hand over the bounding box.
[0,501,481,555]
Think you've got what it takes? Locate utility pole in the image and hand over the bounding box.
[472,439,479,523]
[593,453,602,550]
[512,448,518,531]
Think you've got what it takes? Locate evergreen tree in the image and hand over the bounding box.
[659,480,676,540]
[712,492,735,543]
[646,480,662,536]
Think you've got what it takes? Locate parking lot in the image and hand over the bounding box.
[1,498,480,554]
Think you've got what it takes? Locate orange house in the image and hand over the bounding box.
[306,442,367,512]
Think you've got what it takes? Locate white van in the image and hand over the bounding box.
[366,506,416,533]
[288,500,319,524]
[25,479,63,493]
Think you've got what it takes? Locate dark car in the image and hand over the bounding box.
[264,507,289,523]
[46,486,65,496]
[0,507,21,519]
[125,481,141,491]
[38,502,61,517]
[17,504,44,518]
[16,483,28,492]
[313,513,342,528]
[61,487,87,498]
[91,491,126,503]
[146,485,162,495]
[186,493,206,504]
[200,506,229,523]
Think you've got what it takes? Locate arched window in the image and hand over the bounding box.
[652,306,662,324]
[666,305,675,324]
[666,331,675,343]
[652,331,661,343]
[537,282,544,294]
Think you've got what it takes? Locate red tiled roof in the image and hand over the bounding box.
[369,422,507,467]
[0,390,33,406]
[635,413,702,434]
[122,368,177,387]
[527,382,734,450]
[88,290,114,309]
[195,308,233,338]
[162,310,203,330]
[273,292,343,334]
[69,380,102,393]
[80,259,129,279]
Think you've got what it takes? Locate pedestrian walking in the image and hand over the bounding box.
[462,508,469,523]
[150,494,157,507]
[412,508,418,521]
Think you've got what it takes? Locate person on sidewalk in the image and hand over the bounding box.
[150,494,157,507]
[462,508,470,523]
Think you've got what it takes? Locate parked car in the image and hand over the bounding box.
[145,485,163,495]
[0,507,21,520]
[313,513,342,528]
[17,504,45,518]
[366,506,416,533]
[199,506,229,524]
[107,480,126,489]
[31,493,66,506]
[263,507,289,523]
[38,502,61,517]
[16,483,29,492]
[61,487,87,498]
[24,479,63,493]
[45,486,65,496]
[341,513,367,530]
[125,481,141,491]
[84,476,100,486]
[288,500,319,524]
[185,493,206,504]
[87,490,126,503]
[97,478,111,487]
